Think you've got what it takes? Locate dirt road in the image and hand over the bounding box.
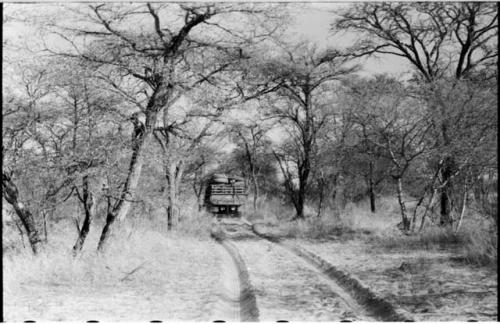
[211,218,408,321]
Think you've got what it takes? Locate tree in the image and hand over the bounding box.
[342,76,396,213]
[153,109,216,230]
[228,120,272,211]
[43,3,278,250]
[185,145,219,212]
[334,2,498,226]
[415,77,497,230]
[2,62,56,254]
[51,62,123,254]
[345,76,431,231]
[239,42,356,219]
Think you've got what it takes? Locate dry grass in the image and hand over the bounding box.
[460,225,497,267]
[242,197,295,224]
[176,205,215,239]
[3,208,221,321]
[252,196,497,267]
[299,238,497,321]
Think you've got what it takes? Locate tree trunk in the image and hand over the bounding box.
[2,172,44,254]
[418,188,438,232]
[197,191,204,211]
[316,177,325,218]
[97,128,151,252]
[166,161,184,230]
[439,186,453,226]
[193,165,205,212]
[167,205,174,230]
[42,210,48,243]
[293,173,307,219]
[395,176,410,231]
[193,180,204,212]
[369,161,376,213]
[295,196,305,219]
[439,146,454,227]
[195,183,204,212]
[73,175,95,255]
[13,216,27,249]
[273,150,303,218]
[455,182,468,233]
[167,181,176,231]
[252,172,259,211]
[295,155,310,219]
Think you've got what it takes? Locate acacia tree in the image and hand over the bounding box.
[228,120,272,211]
[50,61,124,254]
[2,54,127,254]
[2,62,57,254]
[240,42,356,219]
[43,3,279,250]
[345,76,431,231]
[153,110,216,230]
[415,78,497,230]
[335,2,498,226]
[185,145,219,212]
[342,76,398,213]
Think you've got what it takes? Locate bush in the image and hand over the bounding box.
[461,226,497,267]
[241,197,295,224]
[251,196,497,267]
[176,206,214,239]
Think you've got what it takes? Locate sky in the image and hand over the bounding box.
[289,3,411,77]
[3,3,412,79]
[3,3,414,147]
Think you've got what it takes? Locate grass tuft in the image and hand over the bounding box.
[249,196,497,267]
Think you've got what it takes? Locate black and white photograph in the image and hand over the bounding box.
[2,2,498,322]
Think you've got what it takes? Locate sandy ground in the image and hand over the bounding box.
[232,238,373,321]
[4,236,221,321]
[4,217,496,322]
[296,238,497,321]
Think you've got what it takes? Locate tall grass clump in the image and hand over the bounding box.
[176,205,214,239]
[371,226,464,251]
[356,199,498,267]
[276,215,353,240]
[252,196,497,267]
[459,223,497,267]
[242,197,295,224]
[339,197,401,234]
[3,202,220,295]
[4,218,169,289]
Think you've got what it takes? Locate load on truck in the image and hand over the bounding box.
[204,173,246,216]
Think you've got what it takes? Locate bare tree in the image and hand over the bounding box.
[335,3,497,81]
[153,112,215,230]
[185,146,218,212]
[239,42,356,219]
[2,172,44,254]
[2,63,54,254]
[335,2,498,227]
[345,75,431,231]
[42,3,279,250]
[338,83,392,214]
[228,121,271,211]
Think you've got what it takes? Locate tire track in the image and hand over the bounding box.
[208,242,241,322]
[250,222,414,322]
[211,226,260,322]
[214,219,369,321]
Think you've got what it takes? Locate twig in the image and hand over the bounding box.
[119,261,149,281]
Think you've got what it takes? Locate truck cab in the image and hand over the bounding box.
[204,174,246,216]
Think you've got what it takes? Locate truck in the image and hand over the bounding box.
[204,173,247,216]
